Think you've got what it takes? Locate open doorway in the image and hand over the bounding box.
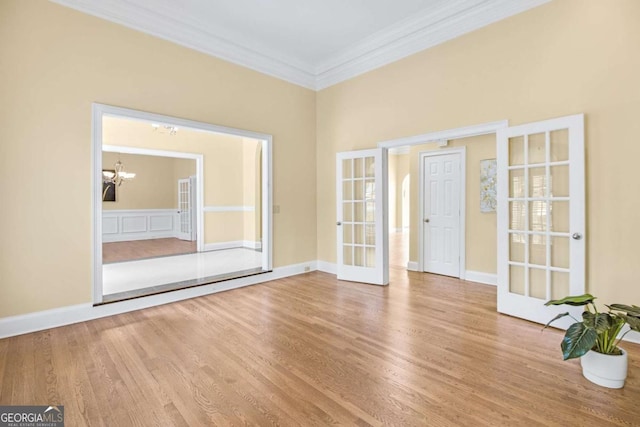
[93,104,272,304]
[379,120,507,284]
[388,147,410,270]
[102,151,198,264]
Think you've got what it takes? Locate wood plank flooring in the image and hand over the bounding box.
[103,238,196,264]
[2,234,639,425]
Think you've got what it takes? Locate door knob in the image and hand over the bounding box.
[336,222,342,226]
[572,233,582,240]
[424,218,430,223]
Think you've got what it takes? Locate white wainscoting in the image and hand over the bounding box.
[103,209,178,242]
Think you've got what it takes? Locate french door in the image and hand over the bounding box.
[177,178,192,241]
[497,114,585,325]
[336,149,388,285]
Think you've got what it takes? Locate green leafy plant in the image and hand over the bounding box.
[544,294,640,360]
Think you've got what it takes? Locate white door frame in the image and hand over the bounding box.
[102,145,204,247]
[378,120,508,273]
[418,147,466,277]
[92,103,273,305]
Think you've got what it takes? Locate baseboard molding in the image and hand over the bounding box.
[317,261,337,275]
[203,241,262,251]
[243,240,262,250]
[465,270,497,286]
[621,327,640,345]
[407,261,419,272]
[0,261,317,339]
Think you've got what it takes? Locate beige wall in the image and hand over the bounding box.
[242,139,262,243]
[317,0,640,305]
[102,152,195,210]
[4,0,640,320]
[0,0,316,318]
[408,135,497,274]
[394,154,410,230]
[388,153,410,231]
[388,154,398,230]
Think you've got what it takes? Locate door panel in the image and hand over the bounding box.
[336,149,388,285]
[422,152,461,277]
[176,178,191,241]
[497,114,585,325]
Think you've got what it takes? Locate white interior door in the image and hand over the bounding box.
[189,175,197,241]
[421,151,462,277]
[497,114,585,325]
[336,149,389,285]
[177,178,192,241]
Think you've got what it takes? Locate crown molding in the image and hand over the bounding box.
[50,0,318,89]
[315,0,552,89]
[50,0,551,91]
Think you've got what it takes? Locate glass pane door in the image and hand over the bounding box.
[497,115,585,325]
[336,149,388,285]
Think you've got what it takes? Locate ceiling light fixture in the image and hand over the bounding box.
[103,155,136,189]
[151,123,179,135]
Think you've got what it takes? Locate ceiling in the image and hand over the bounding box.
[51,0,550,90]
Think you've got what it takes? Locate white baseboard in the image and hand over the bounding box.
[0,261,316,339]
[243,240,262,250]
[465,270,497,286]
[4,261,639,347]
[317,260,337,275]
[407,261,419,271]
[621,328,640,345]
[204,241,262,251]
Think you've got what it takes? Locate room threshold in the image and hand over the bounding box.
[97,267,268,305]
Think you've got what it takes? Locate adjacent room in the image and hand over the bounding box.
[99,114,268,302]
[1,0,640,425]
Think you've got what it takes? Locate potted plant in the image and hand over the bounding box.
[544,294,640,388]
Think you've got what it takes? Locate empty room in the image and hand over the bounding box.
[1,0,639,425]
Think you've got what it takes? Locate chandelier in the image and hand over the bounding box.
[103,158,136,187]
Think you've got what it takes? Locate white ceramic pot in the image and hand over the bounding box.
[580,348,628,388]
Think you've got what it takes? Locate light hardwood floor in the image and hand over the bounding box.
[1,234,639,425]
[103,238,196,263]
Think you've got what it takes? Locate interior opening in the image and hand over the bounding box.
[94,107,271,304]
[388,147,410,269]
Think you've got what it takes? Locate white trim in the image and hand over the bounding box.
[378,120,508,150]
[622,328,640,345]
[203,241,262,251]
[203,241,244,251]
[102,209,178,242]
[465,270,497,286]
[389,147,410,155]
[407,261,419,272]
[50,0,316,89]
[418,147,466,278]
[51,0,550,90]
[93,103,273,305]
[316,0,551,89]
[317,261,337,275]
[0,261,315,339]
[203,206,255,212]
[243,240,262,250]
